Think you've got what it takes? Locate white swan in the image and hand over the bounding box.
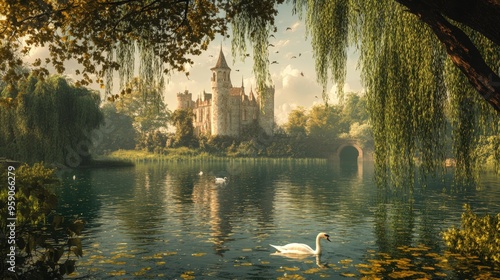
[270,232,331,255]
[215,176,227,183]
[198,171,203,176]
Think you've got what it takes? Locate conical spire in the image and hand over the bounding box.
[211,44,230,70]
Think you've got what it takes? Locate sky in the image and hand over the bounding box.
[25,3,363,125]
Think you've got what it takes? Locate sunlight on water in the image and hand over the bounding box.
[55,161,500,279]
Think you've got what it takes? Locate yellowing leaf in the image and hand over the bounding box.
[191,252,207,257]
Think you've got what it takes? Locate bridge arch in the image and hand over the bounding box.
[331,140,364,163]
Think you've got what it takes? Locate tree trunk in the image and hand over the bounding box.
[420,0,500,46]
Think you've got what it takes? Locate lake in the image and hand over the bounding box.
[55,160,500,279]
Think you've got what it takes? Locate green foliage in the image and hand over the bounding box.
[289,0,500,187]
[227,140,261,157]
[475,134,500,174]
[136,130,169,153]
[0,163,84,279]
[294,0,349,97]
[281,96,371,157]
[171,109,196,148]
[201,135,236,155]
[285,106,308,138]
[0,75,103,166]
[230,0,284,92]
[114,77,171,133]
[443,204,500,266]
[92,104,136,155]
[0,0,228,93]
[344,122,373,148]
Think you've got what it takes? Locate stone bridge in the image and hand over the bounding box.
[329,138,372,163]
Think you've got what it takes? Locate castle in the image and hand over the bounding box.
[177,48,275,137]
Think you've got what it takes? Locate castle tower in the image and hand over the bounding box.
[210,46,232,135]
[177,90,193,110]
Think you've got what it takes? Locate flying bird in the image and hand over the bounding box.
[300,72,304,77]
[291,56,297,59]
[269,34,276,38]
[268,43,275,47]
[271,61,278,64]
[286,27,292,31]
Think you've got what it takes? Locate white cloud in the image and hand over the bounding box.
[273,39,290,49]
[287,21,301,32]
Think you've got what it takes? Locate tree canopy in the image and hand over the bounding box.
[1,0,499,185]
[114,77,171,133]
[0,75,103,166]
[0,0,282,93]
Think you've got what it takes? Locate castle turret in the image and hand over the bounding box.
[177,90,193,110]
[210,46,232,135]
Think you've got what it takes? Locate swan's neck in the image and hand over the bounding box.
[315,235,322,255]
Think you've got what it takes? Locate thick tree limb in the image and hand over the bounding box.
[398,0,500,112]
[420,0,500,46]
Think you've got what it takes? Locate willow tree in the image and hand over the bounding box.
[0,75,103,166]
[287,0,500,187]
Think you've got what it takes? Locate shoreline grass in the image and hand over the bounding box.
[104,149,328,164]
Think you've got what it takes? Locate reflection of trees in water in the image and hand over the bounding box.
[101,165,168,239]
[55,170,102,228]
[371,177,499,262]
[274,162,371,227]
[191,161,278,256]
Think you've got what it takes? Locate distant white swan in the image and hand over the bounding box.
[270,232,331,255]
[199,171,203,176]
[215,176,227,183]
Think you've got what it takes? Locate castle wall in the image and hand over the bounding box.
[178,49,274,138]
[228,95,241,137]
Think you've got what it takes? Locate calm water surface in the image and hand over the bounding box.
[55,160,500,279]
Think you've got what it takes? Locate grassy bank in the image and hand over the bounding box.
[105,148,328,164]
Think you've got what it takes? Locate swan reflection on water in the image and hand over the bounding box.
[214,176,228,184]
[271,252,329,268]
